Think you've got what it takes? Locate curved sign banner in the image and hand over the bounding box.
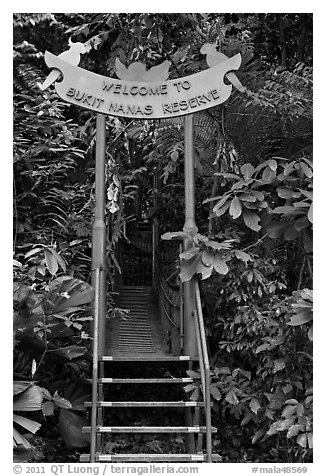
[44,51,242,120]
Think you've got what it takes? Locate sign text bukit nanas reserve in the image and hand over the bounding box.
[44,52,242,120]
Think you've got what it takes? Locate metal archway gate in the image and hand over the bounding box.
[41,41,243,463]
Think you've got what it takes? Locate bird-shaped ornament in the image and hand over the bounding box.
[200,43,245,93]
[115,57,170,82]
[39,38,91,91]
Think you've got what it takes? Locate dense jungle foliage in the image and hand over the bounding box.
[13,13,312,463]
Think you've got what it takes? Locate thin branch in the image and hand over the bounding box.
[297,256,306,290]
[242,233,269,252]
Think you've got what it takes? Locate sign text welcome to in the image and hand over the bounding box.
[45,52,242,120]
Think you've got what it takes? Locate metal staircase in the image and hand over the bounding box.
[80,266,219,462]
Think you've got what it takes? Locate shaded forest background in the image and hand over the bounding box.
[13,13,312,463]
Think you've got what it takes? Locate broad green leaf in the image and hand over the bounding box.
[213,255,229,275]
[284,161,296,176]
[180,254,201,282]
[199,262,213,280]
[213,198,232,217]
[51,280,94,313]
[273,359,286,373]
[52,250,67,272]
[250,190,264,201]
[214,172,239,179]
[268,159,278,171]
[58,409,90,448]
[13,427,32,449]
[300,162,313,178]
[13,414,41,434]
[267,421,281,435]
[252,429,265,444]
[299,189,313,199]
[296,403,304,417]
[242,209,261,231]
[161,231,188,241]
[13,446,34,462]
[308,325,313,341]
[308,203,313,223]
[277,188,301,199]
[282,405,296,418]
[249,398,261,414]
[190,387,200,401]
[294,217,310,231]
[214,366,231,375]
[283,384,293,394]
[210,386,222,401]
[24,248,43,259]
[13,385,43,411]
[183,384,197,392]
[284,226,301,240]
[44,249,59,276]
[299,288,313,301]
[262,166,276,183]
[273,205,297,215]
[234,250,252,263]
[53,391,72,409]
[279,418,296,431]
[60,380,91,410]
[296,433,307,448]
[231,178,254,190]
[180,247,200,260]
[13,381,33,396]
[240,163,255,180]
[207,240,234,250]
[201,249,215,266]
[186,370,201,379]
[303,230,313,252]
[241,412,253,426]
[52,345,87,360]
[237,192,256,202]
[288,312,312,326]
[256,343,270,354]
[267,221,288,238]
[225,389,239,405]
[203,193,230,205]
[42,401,55,416]
[265,408,274,420]
[307,432,313,448]
[229,196,242,219]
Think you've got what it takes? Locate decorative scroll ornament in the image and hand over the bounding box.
[41,43,243,119]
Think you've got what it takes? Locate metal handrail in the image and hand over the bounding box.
[90,267,101,462]
[159,293,178,327]
[194,278,212,463]
[155,251,182,352]
[158,276,180,308]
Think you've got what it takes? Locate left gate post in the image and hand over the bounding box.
[92,113,107,358]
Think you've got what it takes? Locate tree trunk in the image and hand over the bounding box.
[278,14,287,68]
[297,14,307,63]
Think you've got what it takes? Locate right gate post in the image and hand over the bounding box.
[182,114,198,358]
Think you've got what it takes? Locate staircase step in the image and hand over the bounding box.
[82,426,217,433]
[84,401,206,407]
[100,355,196,362]
[80,453,222,462]
[88,377,195,384]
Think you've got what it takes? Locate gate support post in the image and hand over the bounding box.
[183,113,198,358]
[92,113,107,359]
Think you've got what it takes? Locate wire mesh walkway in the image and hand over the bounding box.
[105,286,170,359]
